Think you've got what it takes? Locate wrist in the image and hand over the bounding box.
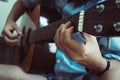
[96,58,107,72]
[6,17,15,23]
[86,59,110,76]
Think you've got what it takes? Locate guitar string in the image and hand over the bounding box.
[29,5,119,43]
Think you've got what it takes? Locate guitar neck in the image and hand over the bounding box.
[28,0,120,44]
[29,13,80,43]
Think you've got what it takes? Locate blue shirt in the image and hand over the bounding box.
[21,0,120,80]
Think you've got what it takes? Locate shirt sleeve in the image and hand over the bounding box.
[21,0,38,8]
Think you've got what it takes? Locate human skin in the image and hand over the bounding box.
[54,21,120,80]
[0,64,47,80]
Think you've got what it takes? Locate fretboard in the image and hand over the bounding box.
[29,13,80,43]
[27,0,120,44]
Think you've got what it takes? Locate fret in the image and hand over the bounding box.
[29,13,79,43]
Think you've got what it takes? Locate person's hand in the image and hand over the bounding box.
[2,21,22,45]
[54,21,107,72]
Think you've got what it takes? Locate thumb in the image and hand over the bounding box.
[14,26,22,36]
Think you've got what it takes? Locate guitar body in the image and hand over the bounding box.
[18,5,57,74]
[29,43,55,74]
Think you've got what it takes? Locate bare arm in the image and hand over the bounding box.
[6,0,26,22]
[2,0,35,45]
[0,64,47,80]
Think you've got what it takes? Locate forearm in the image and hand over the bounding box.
[109,59,120,70]
[87,58,120,76]
[6,0,26,22]
[0,64,47,80]
[95,59,120,72]
[0,64,27,80]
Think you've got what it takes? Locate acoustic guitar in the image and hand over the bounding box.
[0,0,119,73]
[17,0,120,73]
